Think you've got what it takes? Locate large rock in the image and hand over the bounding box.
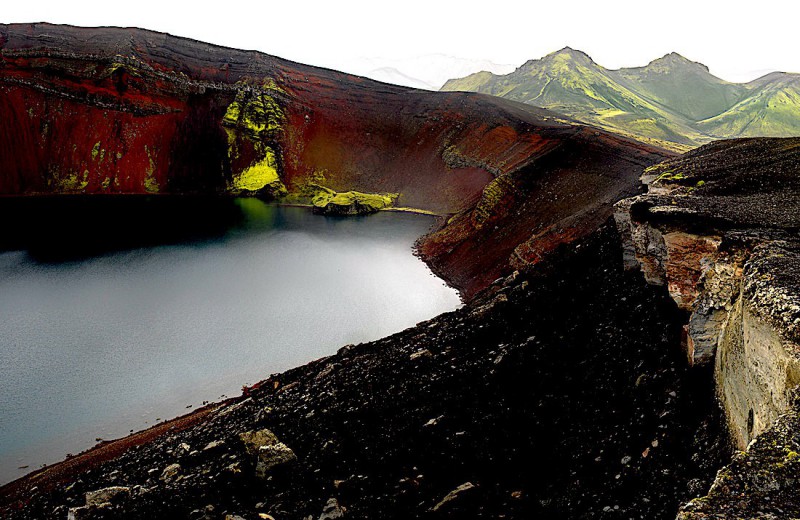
[239,428,297,478]
[432,482,477,512]
[85,486,130,507]
[68,486,131,520]
[311,185,397,216]
[160,463,181,482]
[318,497,346,520]
[616,138,800,443]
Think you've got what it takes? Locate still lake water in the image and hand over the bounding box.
[0,198,461,484]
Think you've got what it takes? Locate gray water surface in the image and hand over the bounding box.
[0,200,461,484]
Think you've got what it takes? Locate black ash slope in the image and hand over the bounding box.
[2,224,729,519]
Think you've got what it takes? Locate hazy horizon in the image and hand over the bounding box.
[3,2,798,84]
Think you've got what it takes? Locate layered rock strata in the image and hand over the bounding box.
[614,138,800,516]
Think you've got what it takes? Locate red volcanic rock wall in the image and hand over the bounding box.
[0,23,672,297]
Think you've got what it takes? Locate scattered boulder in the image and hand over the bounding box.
[256,443,298,478]
[203,440,225,452]
[239,429,280,454]
[68,486,132,520]
[239,428,297,478]
[85,486,130,507]
[410,349,432,361]
[160,463,181,482]
[68,506,94,520]
[319,497,346,519]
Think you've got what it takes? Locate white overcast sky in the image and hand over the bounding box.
[3,0,797,83]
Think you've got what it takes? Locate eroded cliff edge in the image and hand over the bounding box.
[614,138,800,518]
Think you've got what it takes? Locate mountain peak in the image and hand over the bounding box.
[550,46,593,61]
[522,47,595,69]
[646,52,710,73]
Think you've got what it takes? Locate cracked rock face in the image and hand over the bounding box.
[614,137,800,517]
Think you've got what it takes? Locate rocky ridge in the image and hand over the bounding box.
[614,137,800,517]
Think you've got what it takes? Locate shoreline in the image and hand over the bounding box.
[0,201,460,498]
[0,399,230,506]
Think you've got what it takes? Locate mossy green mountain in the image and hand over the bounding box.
[442,48,800,151]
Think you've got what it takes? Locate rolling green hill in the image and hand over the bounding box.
[442,48,800,151]
[696,73,800,137]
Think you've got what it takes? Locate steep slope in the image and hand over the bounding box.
[443,50,800,150]
[0,224,729,520]
[696,72,800,137]
[0,23,670,299]
[612,53,746,121]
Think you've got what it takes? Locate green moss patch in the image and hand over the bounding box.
[222,89,284,139]
[223,81,287,198]
[232,150,287,196]
[310,184,398,215]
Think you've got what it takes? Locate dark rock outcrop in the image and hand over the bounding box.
[613,137,800,518]
[678,410,800,520]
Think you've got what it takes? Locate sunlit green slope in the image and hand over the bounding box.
[443,49,800,151]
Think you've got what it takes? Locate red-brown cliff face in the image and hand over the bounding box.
[0,23,672,298]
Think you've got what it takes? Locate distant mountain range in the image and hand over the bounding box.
[442,48,800,150]
[345,54,515,90]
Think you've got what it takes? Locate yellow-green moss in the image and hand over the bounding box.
[232,149,286,195]
[108,62,125,75]
[656,169,686,182]
[473,175,513,227]
[144,145,159,193]
[262,79,286,94]
[144,175,159,194]
[222,90,284,138]
[310,184,397,214]
[223,81,287,197]
[54,170,89,192]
